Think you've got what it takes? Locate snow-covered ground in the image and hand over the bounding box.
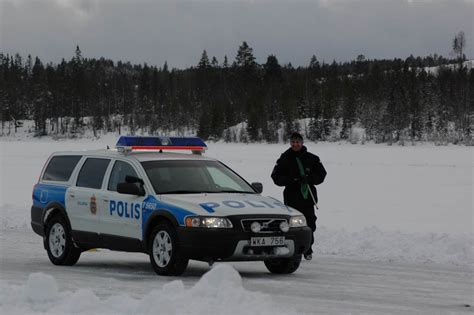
[0,137,473,314]
[424,60,474,75]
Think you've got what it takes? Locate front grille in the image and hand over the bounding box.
[241,218,287,233]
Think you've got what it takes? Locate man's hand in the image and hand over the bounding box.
[293,177,302,184]
[293,175,309,184]
[301,175,309,184]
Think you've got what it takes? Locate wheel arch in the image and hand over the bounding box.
[42,202,72,234]
[143,209,179,250]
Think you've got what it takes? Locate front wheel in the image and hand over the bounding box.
[45,214,81,266]
[264,255,302,274]
[148,223,188,276]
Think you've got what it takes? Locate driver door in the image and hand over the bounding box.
[99,160,146,240]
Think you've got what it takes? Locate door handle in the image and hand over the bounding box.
[69,194,75,198]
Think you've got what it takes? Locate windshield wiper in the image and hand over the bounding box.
[159,190,255,194]
[213,190,255,194]
[159,190,207,194]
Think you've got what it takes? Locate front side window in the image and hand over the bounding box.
[42,155,82,182]
[141,160,255,194]
[108,160,138,191]
[76,158,110,189]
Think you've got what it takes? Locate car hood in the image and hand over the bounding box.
[159,193,299,216]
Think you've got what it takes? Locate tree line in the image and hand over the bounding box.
[0,40,472,144]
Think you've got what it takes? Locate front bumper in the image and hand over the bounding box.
[176,226,312,261]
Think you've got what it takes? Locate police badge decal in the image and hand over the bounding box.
[90,195,97,215]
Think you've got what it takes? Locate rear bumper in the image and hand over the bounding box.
[176,226,312,261]
[31,206,44,236]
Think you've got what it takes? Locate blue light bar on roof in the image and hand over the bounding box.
[115,136,207,153]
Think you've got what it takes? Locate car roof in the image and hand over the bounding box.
[50,149,217,162]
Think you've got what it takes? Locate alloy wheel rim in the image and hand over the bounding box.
[49,223,66,258]
[152,231,173,267]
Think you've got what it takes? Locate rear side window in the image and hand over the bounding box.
[76,158,110,189]
[42,156,82,182]
[108,161,138,191]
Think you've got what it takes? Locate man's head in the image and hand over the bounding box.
[289,132,303,152]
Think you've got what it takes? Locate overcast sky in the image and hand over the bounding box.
[1,0,473,68]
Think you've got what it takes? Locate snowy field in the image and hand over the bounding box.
[0,137,473,314]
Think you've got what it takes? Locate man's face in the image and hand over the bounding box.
[290,139,303,152]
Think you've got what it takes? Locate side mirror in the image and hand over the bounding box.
[125,175,144,185]
[117,182,145,196]
[251,182,263,194]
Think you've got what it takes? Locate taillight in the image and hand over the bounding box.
[32,183,38,200]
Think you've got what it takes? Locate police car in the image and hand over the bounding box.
[31,136,312,276]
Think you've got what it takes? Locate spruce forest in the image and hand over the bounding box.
[1,41,472,144]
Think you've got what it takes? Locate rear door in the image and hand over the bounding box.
[66,157,111,233]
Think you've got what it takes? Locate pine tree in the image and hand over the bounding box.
[162,61,169,73]
[211,56,219,68]
[198,50,210,69]
[263,55,282,124]
[234,41,256,68]
[71,46,86,129]
[340,78,357,139]
[452,31,466,65]
[32,57,48,135]
[222,55,229,68]
[309,55,321,78]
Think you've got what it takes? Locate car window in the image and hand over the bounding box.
[207,167,243,191]
[42,156,82,182]
[108,160,138,191]
[142,160,254,194]
[76,158,110,189]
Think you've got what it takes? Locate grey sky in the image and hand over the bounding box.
[1,0,473,68]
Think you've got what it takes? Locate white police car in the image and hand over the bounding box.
[31,136,311,275]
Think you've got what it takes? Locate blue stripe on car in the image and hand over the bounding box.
[141,195,196,237]
[33,183,68,209]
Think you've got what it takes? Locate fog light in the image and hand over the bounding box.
[280,221,289,232]
[250,222,261,233]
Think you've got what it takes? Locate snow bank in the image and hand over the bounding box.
[0,265,294,315]
[316,226,473,266]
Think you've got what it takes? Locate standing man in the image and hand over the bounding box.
[271,132,327,260]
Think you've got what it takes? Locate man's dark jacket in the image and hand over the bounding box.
[271,146,327,210]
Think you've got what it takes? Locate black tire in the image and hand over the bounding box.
[264,254,302,274]
[44,214,81,266]
[148,222,188,276]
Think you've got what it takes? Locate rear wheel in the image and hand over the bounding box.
[45,214,81,266]
[148,223,188,276]
[264,255,302,274]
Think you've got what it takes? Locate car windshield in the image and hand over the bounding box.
[141,160,256,194]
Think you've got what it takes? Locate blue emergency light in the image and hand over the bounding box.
[116,136,207,153]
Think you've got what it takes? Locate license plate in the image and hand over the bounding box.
[250,236,285,247]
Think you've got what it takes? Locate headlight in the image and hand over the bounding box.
[289,215,307,227]
[185,216,233,228]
